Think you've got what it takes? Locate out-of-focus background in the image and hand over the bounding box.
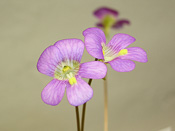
[0,0,175,131]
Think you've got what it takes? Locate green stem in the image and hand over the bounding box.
[75,106,80,131]
[81,79,92,131]
[104,74,108,131]
[81,58,98,131]
[104,27,110,39]
[103,27,109,131]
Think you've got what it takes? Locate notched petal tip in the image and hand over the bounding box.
[66,78,93,106]
[37,45,62,77]
[54,39,84,62]
[83,27,104,37]
[41,79,66,106]
[83,27,105,59]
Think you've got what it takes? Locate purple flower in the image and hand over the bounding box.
[83,28,148,72]
[94,7,130,29]
[37,39,107,106]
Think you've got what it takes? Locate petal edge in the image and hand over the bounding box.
[119,47,148,63]
[66,78,93,106]
[83,27,105,59]
[37,45,62,77]
[107,33,136,53]
[41,79,66,106]
[109,59,135,72]
[78,61,107,79]
[54,39,84,62]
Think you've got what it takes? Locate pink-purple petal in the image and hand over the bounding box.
[113,19,130,29]
[119,47,148,63]
[54,39,84,62]
[83,27,105,59]
[37,45,63,77]
[109,59,135,72]
[66,78,93,106]
[107,33,136,53]
[41,79,66,106]
[94,7,119,19]
[78,61,107,79]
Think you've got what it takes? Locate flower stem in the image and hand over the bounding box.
[103,28,109,131]
[75,106,80,131]
[104,27,110,39]
[81,58,98,131]
[104,74,108,131]
[81,79,93,131]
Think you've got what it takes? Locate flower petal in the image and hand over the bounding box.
[66,78,93,106]
[109,59,135,72]
[96,23,103,28]
[37,45,63,77]
[41,79,66,106]
[94,7,119,19]
[54,39,84,62]
[119,47,148,63]
[83,27,105,59]
[78,61,107,79]
[107,33,136,53]
[113,19,130,29]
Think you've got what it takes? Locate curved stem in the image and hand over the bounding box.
[81,58,98,131]
[104,74,108,131]
[75,106,80,131]
[81,79,93,131]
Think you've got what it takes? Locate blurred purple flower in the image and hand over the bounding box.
[37,39,107,106]
[83,28,147,72]
[94,7,130,29]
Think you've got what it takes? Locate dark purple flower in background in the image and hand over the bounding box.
[94,7,130,30]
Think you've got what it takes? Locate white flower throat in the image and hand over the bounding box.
[54,60,79,85]
[102,43,128,62]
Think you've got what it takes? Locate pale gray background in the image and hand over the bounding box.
[0,0,175,131]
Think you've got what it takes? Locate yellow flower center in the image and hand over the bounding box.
[54,60,79,85]
[102,50,105,55]
[66,72,77,85]
[102,43,128,62]
[118,49,128,56]
[68,77,77,85]
[62,66,71,72]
